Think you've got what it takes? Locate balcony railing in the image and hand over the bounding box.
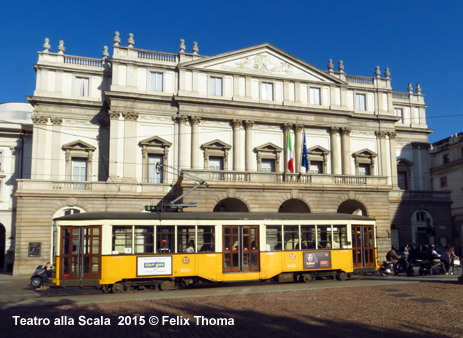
[183,170,389,188]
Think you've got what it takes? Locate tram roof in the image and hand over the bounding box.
[54,212,375,222]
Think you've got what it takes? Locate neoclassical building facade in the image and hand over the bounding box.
[13,33,453,275]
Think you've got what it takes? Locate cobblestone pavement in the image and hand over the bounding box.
[1,275,462,338]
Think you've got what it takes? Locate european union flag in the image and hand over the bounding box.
[302,130,309,172]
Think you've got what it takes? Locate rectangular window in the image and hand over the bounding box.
[72,158,87,181]
[157,226,175,253]
[261,159,275,172]
[310,87,321,105]
[317,225,332,249]
[210,77,223,96]
[209,156,223,170]
[134,226,154,254]
[358,163,370,176]
[394,108,403,123]
[150,72,163,92]
[309,161,323,174]
[76,77,89,97]
[284,225,299,250]
[398,171,408,190]
[112,226,132,254]
[301,226,316,249]
[332,226,347,249]
[198,226,215,252]
[440,177,447,188]
[266,226,282,251]
[148,154,163,183]
[356,94,366,111]
[261,82,274,101]
[177,226,195,253]
[443,154,450,164]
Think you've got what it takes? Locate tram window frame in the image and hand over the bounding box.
[112,226,133,254]
[301,225,316,249]
[157,226,175,253]
[284,225,299,250]
[198,226,215,252]
[177,226,196,253]
[317,225,332,249]
[134,226,154,254]
[332,225,348,249]
[266,225,282,251]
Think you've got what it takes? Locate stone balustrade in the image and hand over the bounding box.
[64,55,105,68]
[345,75,374,85]
[137,49,178,63]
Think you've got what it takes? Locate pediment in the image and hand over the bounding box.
[308,145,330,155]
[201,139,231,150]
[139,136,172,147]
[254,142,283,152]
[353,149,377,158]
[397,158,413,166]
[62,140,96,151]
[182,44,344,84]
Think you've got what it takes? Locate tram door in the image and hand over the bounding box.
[352,225,375,268]
[223,226,259,273]
[60,226,101,280]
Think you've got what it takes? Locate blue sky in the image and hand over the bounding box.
[1,0,461,143]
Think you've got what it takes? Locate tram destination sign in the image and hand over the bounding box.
[137,256,172,276]
[303,251,331,269]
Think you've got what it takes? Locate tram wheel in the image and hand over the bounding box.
[301,274,314,283]
[336,272,348,281]
[111,283,124,293]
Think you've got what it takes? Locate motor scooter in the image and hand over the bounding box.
[379,258,414,276]
[30,262,52,287]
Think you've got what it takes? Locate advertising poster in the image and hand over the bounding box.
[303,251,331,269]
[137,256,172,276]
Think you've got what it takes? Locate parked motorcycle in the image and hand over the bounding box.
[379,259,414,276]
[30,262,52,287]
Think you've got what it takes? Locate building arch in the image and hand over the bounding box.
[337,199,368,216]
[213,198,249,212]
[278,199,311,213]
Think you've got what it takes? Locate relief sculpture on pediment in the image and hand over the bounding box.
[222,53,293,76]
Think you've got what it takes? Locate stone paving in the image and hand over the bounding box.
[1,275,462,338]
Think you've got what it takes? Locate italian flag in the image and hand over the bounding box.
[286,132,295,173]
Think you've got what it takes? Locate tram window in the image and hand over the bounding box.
[332,226,348,249]
[198,226,215,252]
[134,226,154,254]
[112,226,133,254]
[317,225,332,249]
[301,226,316,249]
[157,226,174,253]
[284,226,298,250]
[266,226,282,251]
[178,226,195,253]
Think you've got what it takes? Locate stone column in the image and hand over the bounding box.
[375,131,388,177]
[244,120,254,171]
[340,127,352,175]
[108,111,121,180]
[123,112,138,182]
[51,117,62,180]
[31,114,49,180]
[295,124,303,173]
[388,132,398,188]
[283,123,292,173]
[329,126,341,174]
[176,115,189,169]
[232,119,243,171]
[190,116,201,169]
[412,142,423,190]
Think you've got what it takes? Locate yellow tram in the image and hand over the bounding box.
[52,212,377,291]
